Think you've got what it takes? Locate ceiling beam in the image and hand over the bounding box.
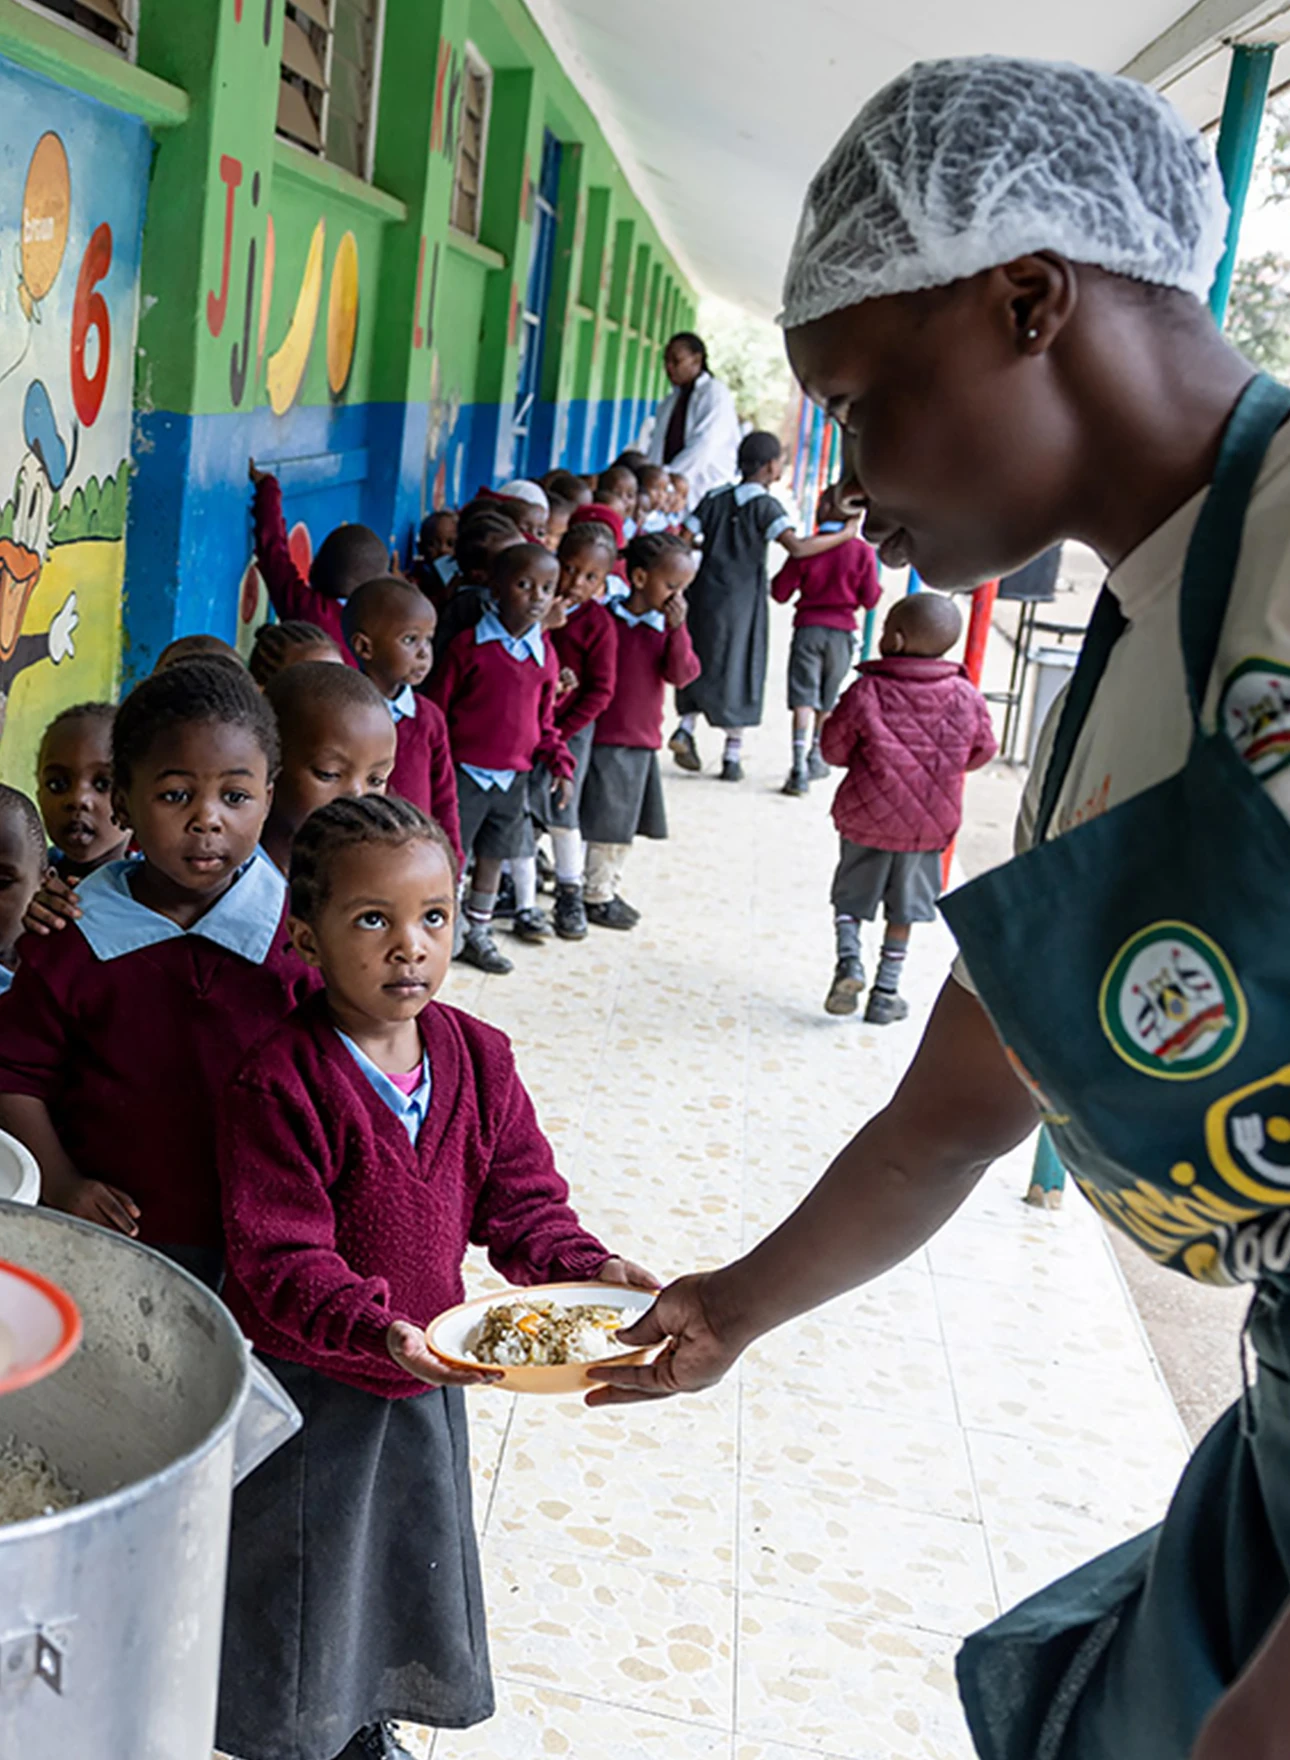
[1121,0,1290,90]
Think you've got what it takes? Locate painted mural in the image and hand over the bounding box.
[0,62,149,790]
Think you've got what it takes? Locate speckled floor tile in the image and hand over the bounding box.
[967,1426,1188,1533]
[742,1319,958,1425]
[432,1679,731,1758]
[737,1593,970,1757]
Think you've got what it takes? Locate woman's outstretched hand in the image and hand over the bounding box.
[586,1272,744,1404]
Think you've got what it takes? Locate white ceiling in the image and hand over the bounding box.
[527,0,1290,317]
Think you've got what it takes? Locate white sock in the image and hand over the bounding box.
[679,713,697,735]
[512,856,538,913]
[551,828,584,886]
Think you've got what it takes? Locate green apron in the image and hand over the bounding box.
[940,374,1290,1760]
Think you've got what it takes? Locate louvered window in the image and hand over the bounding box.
[278,0,384,182]
[16,0,133,55]
[451,48,492,239]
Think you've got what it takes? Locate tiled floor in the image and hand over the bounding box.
[387,701,1194,1760]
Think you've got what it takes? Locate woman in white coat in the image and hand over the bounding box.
[646,333,742,509]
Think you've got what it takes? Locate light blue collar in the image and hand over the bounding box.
[388,683,418,722]
[75,854,286,965]
[335,1029,432,1146]
[733,481,768,506]
[474,608,546,665]
[611,599,665,634]
[0,965,13,995]
[434,554,459,585]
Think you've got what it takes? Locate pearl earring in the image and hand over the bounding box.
[1025,326,1040,342]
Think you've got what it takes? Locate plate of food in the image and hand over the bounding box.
[427,1281,659,1394]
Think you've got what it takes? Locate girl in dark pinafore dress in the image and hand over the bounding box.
[216,796,654,1760]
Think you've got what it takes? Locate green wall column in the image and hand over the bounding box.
[1210,42,1277,323]
[475,67,538,481]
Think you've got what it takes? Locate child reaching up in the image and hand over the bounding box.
[534,522,620,940]
[0,786,50,993]
[215,794,654,1760]
[821,594,996,1023]
[36,702,131,880]
[581,532,699,929]
[0,661,317,1284]
[772,484,881,795]
[261,662,398,874]
[340,576,461,856]
[429,543,573,973]
[249,458,387,660]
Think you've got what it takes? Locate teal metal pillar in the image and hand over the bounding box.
[1210,43,1277,323]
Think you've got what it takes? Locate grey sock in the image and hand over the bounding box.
[875,937,908,993]
[465,889,497,929]
[835,913,861,961]
[792,731,808,763]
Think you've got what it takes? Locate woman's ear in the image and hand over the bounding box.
[995,253,1078,355]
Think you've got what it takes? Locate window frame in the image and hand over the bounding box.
[12,0,138,60]
[450,41,493,242]
[276,0,386,185]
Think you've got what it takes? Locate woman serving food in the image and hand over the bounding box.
[592,54,1290,1760]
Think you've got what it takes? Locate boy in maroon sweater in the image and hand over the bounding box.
[534,522,620,941]
[581,532,699,929]
[820,594,996,1023]
[429,542,573,974]
[341,576,462,862]
[217,794,653,1760]
[772,485,881,795]
[248,458,387,662]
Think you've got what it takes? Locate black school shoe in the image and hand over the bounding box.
[334,1722,415,1760]
[492,872,518,919]
[457,923,514,974]
[781,763,809,797]
[864,987,910,1025]
[807,748,830,781]
[586,896,639,930]
[669,726,702,772]
[553,881,589,940]
[513,906,552,943]
[824,955,866,1016]
[719,759,744,783]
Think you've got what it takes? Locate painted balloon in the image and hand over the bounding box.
[20,133,71,318]
[326,230,359,397]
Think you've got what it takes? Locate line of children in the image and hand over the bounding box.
[820,593,996,1023]
[771,483,881,795]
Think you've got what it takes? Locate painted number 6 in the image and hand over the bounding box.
[71,222,113,427]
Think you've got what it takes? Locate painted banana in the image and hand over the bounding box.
[266,217,324,416]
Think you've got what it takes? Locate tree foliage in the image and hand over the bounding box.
[1224,99,1290,373]
[697,294,795,436]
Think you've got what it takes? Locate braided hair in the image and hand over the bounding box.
[113,660,280,790]
[37,700,115,753]
[454,506,522,580]
[558,521,617,564]
[0,784,49,866]
[249,619,341,685]
[289,794,458,922]
[623,530,691,576]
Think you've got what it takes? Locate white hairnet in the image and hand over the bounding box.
[779,56,1229,329]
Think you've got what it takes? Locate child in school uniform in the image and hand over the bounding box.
[429,543,573,973]
[0,786,50,994]
[596,464,639,537]
[581,532,699,929]
[772,484,881,795]
[340,577,460,855]
[636,464,673,533]
[249,457,388,661]
[0,661,317,1286]
[261,662,399,875]
[532,522,620,941]
[249,619,345,686]
[36,702,131,880]
[407,508,460,608]
[670,432,856,781]
[821,594,997,1023]
[216,793,654,1760]
[431,506,525,662]
[544,492,574,553]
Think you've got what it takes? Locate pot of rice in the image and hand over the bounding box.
[0,1201,300,1758]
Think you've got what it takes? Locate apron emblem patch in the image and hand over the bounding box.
[1099,921,1247,1080]
[1219,657,1290,780]
[1206,1064,1290,1206]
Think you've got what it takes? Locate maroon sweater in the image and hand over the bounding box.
[594,615,701,749]
[389,695,463,861]
[551,600,619,736]
[771,538,881,631]
[219,993,611,1397]
[429,625,573,779]
[0,903,317,1248]
[252,476,357,665]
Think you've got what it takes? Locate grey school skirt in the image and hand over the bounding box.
[531,723,595,832]
[580,744,669,845]
[217,1357,494,1760]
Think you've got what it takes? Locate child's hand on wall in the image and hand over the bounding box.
[248,456,271,486]
[24,870,82,937]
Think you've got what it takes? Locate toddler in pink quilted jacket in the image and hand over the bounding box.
[819,593,996,1023]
